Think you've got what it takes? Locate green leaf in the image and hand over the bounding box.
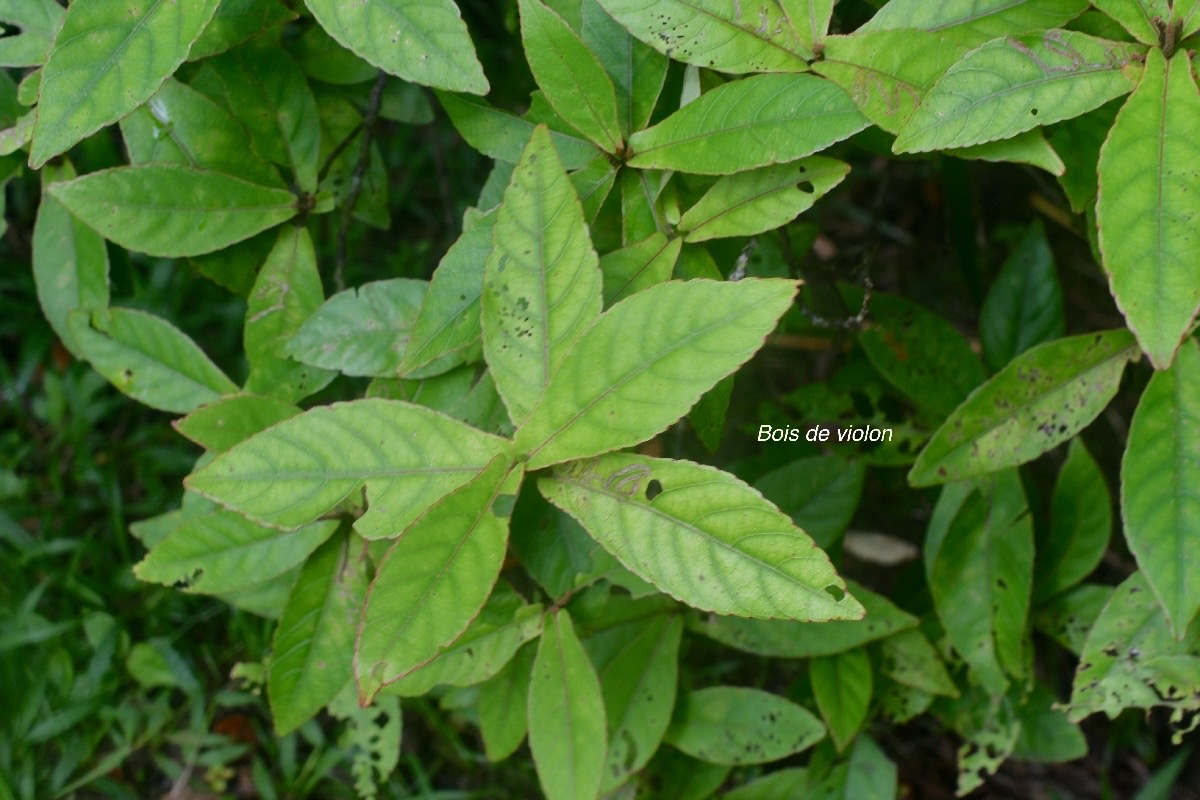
[665,686,825,765]
[980,221,1065,371]
[49,166,297,259]
[1034,439,1111,602]
[656,751,732,800]
[186,398,513,537]
[1068,571,1200,721]
[1179,0,1200,36]
[190,0,297,60]
[926,473,1032,694]
[894,30,1143,154]
[479,644,535,761]
[355,457,521,700]
[811,648,872,750]
[436,91,601,170]
[594,0,812,72]
[1049,100,1119,213]
[32,162,109,359]
[528,609,607,800]
[580,0,667,135]
[627,74,866,175]
[877,628,958,697]
[677,157,848,242]
[328,686,402,796]
[482,126,602,425]
[515,279,796,468]
[30,0,221,167]
[723,769,809,800]
[175,395,301,452]
[400,210,496,377]
[0,0,63,67]
[540,453,863,620]
[303,0,488,94]
[134,509,338,594]
[189,228,276,297]
[286,278,426,378]
[689,375,734,452]
[68,308,238,414]
[785,0,834,52]
[754,456,865,550]
[1032,583,1112,655]
[587,612,682,789]
[244,225,336,401]
[1012,682,1088,763]
[269,530,368,734]
[288,22,378,85]
[950,129,1066,174]
[381,584,543,696]
[368,366,512,437]
[860,0,1089,44]
[805,735,898,800]
[520,0,622,153]
[600,232,682,306]
[1091,0,1166,43]
[120,78,285,189]
[1122,338,1200,637]
[1097,49,1200,368]
[909,329,1139,486]
[688,581,915,658]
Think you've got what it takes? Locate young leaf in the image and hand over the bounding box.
[482,126,603,425]
[186,398,513,537]
[190,0,297,60]
[627,74,867,175]
[580,0,667,135]
[0,0,63,67]
[244,225,335,401]
[1097,49,1200,369]
[479,644,535,761]
[811,648,873,750]
[980,221,1065,371]
[68,308,238,414]
[134,510,338,594]
[594,0,812,72]
[32,162,109,359]
[859,0,1090,44]
[754,456,865,549]
[269,530,368,734]
[304,0,488,95]
[356,457,521,700]
[175,395,301,453]
[528,610,607,800]
[49,166,297,258]
[600,232,682,306]
[1122,338,1200,638]
[515,279,797,469]
[540,453,864,621]
[894,31,1143,154]
[1091,0,1166,43]
[435,91,601,170]
[1034,439,1111,603]
[520,0,622,153]
[677,157,849,242]
[665,686,825,765]
[30,0,221,167]
[286,279,426,378]
[909,330,1139,486]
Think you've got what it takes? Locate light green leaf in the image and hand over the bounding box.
[1067,571,1200,721]
[594,0,812,72]
[722,768,809,800]
[600,232,682,306]
[175,395,300,453]
[483,126,602,425]
[1097,49,1200,369]
[0,0,63,67]
[540,453,863,621]
[860,0,1089,44]
[1122,338,1200,638]
[49,166,296,258]
[811,648,872,750]
[356,457,520,700]
[286,278,426,378]
[520,0,622,153]
[68,308,237,414]
[479,644,535,761]
[688,581,915,658]
[1092,0,1166,43]
[784,0,834,51]
[134,509,338,594]
[400,210,496,377]
[946,687,1021,795]
[436,91,601,170]
[628,74,867,175]
[980,221,1065,371]
[186,398,513,537]
[877,628,958,697]
[678,157,848,242]
[190,0,297,60]
[381,584,543,696]
[269,530,368,734]
[303,0,488,94]
[1179,0,1200,36]
[30,0,221,167]
[580,0,667,135]
[529,609,607,800]
[1034,439,1111,602]
[894,30,1143,154]
[32,162,109,359]
[754,456,865,550]
[950,130,1066,174]
[909,329,1139,486]
[665,686,825,765]
[120,78,284,189]
[328,686,402,796]
[515,279,796,468]
[368,366,512,437]
[244,225,335,401]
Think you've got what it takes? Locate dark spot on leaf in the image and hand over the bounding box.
[646,479,663,500]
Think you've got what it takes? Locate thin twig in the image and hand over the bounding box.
[335,71,388,291]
